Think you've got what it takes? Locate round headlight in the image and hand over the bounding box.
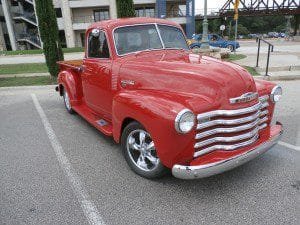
[270,85,282,103]
[175,109,195,134]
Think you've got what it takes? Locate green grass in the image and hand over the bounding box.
[0,76,56,87]
[244,66,259,76]
[0,63,48,75]
[0,47,84,56]
[225,54,247,61]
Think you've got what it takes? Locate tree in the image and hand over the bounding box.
[35,0,63,77]
[116,0,135,18]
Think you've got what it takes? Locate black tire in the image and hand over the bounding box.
[63,88,75,114]
[227,44,234,52]
[121,121,168,179]
[191,45,200,49]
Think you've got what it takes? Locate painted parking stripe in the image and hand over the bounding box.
[31,94,105,225]
[278,141,300,152]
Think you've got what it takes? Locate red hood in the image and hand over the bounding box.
[118,50,257,111]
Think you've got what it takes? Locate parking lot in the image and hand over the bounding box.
[0,80,299,225]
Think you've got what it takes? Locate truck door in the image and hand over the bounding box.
[82,29,113,119]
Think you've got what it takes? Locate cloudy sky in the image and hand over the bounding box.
[195,0,228,11]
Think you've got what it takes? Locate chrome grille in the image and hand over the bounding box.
[194,95,269,158]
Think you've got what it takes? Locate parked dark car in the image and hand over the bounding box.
[189,34,240,51]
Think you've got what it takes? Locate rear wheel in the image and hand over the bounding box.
[121,121,167,179]
[63,88,74,114]
[227,44,234,52]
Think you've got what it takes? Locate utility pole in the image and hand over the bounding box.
[200,0,209,49]
[234,0,239,54]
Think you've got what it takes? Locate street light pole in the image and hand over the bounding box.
[200,0,209,49]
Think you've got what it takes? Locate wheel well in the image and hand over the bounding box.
[121,117,137,134]
[59,84,64,96]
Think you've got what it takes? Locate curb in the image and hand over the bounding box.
[0,85,56,90]
[0,72,50,78]
[255,75,300,81]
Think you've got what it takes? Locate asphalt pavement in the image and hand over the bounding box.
[0,81,299,225]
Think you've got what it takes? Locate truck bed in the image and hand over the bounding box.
[57,60,83,72]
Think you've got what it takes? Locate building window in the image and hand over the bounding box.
[135,7,155,17]
[94,9,110,22]
[55,8,62,18]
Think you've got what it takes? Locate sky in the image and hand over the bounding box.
[195,0,228,11]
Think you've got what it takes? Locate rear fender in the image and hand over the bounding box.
[58,70,83,106]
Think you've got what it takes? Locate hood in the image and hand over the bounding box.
[118,50,257,111]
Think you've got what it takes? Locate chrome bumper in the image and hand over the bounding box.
[172,132,282,179]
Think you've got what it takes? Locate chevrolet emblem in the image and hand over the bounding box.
[230,92,258,104]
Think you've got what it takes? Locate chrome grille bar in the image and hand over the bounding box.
[194,126,260,149]
[196,117,262,139]
[194,95,270,158]
[197,102,262,120]
[197,110,262,130]
[194,134,259,157]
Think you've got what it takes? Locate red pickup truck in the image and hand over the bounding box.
[56,17,283,179]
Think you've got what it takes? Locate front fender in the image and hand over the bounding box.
[112,90,196,168]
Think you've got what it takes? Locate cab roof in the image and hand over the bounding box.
[88,17,180,31]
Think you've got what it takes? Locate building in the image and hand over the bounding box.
[0,0,195,51]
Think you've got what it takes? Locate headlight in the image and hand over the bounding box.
[270,85,282,103]
[175,109,195,134]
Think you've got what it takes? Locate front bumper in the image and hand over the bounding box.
[172,125,282,179]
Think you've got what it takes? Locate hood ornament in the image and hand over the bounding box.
[230,92,258,104]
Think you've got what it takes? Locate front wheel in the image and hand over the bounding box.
[121,122,167,179]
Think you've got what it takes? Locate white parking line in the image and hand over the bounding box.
[31,94,105,225]
[278,141,300,152]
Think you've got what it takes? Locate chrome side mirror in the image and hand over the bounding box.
[91,29,100,38]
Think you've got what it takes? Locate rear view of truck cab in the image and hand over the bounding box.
[56,17,283,180]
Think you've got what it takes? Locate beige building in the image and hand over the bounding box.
[0,0,191,50]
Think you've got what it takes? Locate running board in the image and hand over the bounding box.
[72,104,113,136]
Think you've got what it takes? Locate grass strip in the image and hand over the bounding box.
[0,63,48,75]
[0,47,84,55]
[0,76,56,87]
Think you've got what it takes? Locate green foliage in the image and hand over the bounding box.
[116,0,135,18]
[197,15,289,37]
[237,24,250,35]
[0,76,56,87]
[35,0,64,77]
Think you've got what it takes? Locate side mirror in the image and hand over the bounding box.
[91,29,100,38]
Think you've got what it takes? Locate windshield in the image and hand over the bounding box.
[114,24,189,55]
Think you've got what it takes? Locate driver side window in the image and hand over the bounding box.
[88,30,110,58]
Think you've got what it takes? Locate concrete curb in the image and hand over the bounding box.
[255,75,300,81]
[0,85,56,90]
[0,72,50,78]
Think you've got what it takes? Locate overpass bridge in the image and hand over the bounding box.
[195,0,300,19]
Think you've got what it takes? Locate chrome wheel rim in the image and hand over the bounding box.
[126,129,159,172]
[64,91,71,111]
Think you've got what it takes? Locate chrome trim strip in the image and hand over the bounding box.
[197,102,262,120]
[229,92,258,104]
[197,110,261,130]
[194,124,267,157]
[172,131,282,179]
[195,118,261,139]
[259,95,269,102]
[194,127,260,149]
